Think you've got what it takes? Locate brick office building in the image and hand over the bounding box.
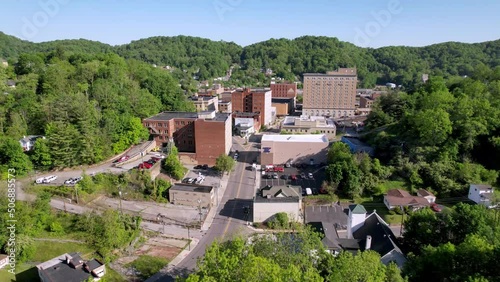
[231,88,273,126]
[270,81,297,99]
[142,111,232,165]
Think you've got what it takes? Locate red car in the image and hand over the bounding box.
[138,162,153,169]
[291,175,297,181]
[430,203,442,212]
[274,166,284,172]
[115,155,130,163]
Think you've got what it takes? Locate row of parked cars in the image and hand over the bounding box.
[35,175,58,184]
[64,177,83,185]
[136,156,164,170]
[182,174,206,184]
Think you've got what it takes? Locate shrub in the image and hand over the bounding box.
[128,255,168,279]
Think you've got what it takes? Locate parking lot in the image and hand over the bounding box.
[260,164,326,195]
[183,166,222,189]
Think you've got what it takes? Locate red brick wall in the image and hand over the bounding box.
[194,119,227,166]
[271,83,297,98]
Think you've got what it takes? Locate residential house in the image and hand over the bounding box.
[0,254,8,269]
[169,183,215,208]
[308,221,343,255]
[36,252,105,282]
[340,204,406,268]
[340,136,374,156]
[417,189,436,204]
[19,135,45,151]
[468,184,496,208]
[253,185,302,223]
[383,189,430,211]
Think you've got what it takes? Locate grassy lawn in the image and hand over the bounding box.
[31,240,96,262]
[104,267,128,282]
[0,263,38,282]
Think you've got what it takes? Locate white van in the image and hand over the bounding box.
[305,188,312,196]
[43,175,58,184]
[35,177,46,184]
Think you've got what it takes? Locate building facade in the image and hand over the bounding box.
[260,134,329,165]
[189,95,219,112]
[270,81,297,99]
[232,88,274,126]
[303,68,357,118]
[169,183,215,208]
[218,100,232,113]
[143,111,232,165]
[281,115,336,139]
[272,97,294,116]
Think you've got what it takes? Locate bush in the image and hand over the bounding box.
[268,212,289,229]
[393,206,403,215]
[128,255,168,280]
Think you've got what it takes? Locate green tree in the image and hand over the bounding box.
[162,146,186,180]
[214,154,235,175]
[0,136,33,178]
[31,138,52,169]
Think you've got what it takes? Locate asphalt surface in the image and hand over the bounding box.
[150,137,260,281]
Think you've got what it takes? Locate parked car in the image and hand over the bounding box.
[300,173,306,179]
[35,177,46,184]
[64,178,75,184]
[431,203,442,212]
[43,175,58,184]
[194,165,203,169]
[291,174,297,181]
[116,155,130,163]
[308,173,314,179]
[274,166,284,172]
[285,162,291,168]
[182,178,193,183]
[154,154,165,159]
[305,187,312,196]
[138,162,153,169]
[202,164,209,170]
[272,173,278,179]
[281,174,288,180]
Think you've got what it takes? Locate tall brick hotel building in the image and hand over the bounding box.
[142,111,232,165]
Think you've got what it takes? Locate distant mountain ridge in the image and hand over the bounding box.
[1,31,499,87]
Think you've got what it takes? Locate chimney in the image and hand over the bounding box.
[65,255,70,265]
[365,235,372,250]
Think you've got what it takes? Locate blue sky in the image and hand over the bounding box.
[1,0,499,48]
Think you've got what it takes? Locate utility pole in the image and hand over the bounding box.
[118,190,123,214]
[400,205,405,237]
[74,185,79,204]
[187,225,191,251]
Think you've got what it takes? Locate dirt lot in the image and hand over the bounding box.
[111,236,187,281]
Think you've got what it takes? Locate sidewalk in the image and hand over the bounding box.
[201,172,230,230]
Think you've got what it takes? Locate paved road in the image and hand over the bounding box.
[149,137,260,281]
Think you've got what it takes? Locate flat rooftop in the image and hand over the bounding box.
[171,183,213,193]
[143,111,230,122]
[282,116,335,127]
[262,134,329,143]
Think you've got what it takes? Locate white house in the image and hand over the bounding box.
[253,185,302,223]
[417,189,436,204]
[19,135,45,151]
[468,184,496,208]
[0,254,8,269]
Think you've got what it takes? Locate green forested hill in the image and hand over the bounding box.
[1,32,499,87]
